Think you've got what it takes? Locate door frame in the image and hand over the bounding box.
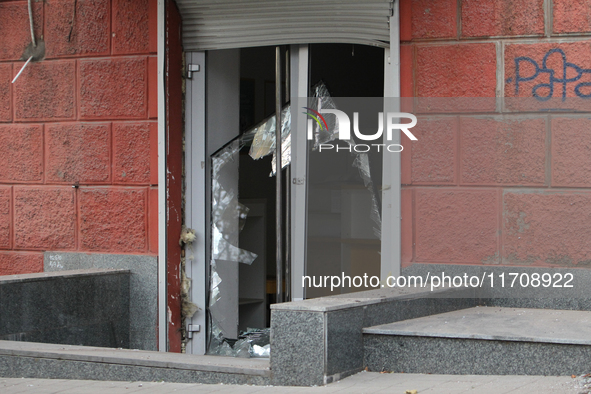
[184,51,208,355]
[181,0,402,353]
[182,46,401,354]
[381,0,402,281]
[289,45,309,301]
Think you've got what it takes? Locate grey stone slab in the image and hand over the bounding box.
[0,269,127,284]
[0,355,270,386]
[364,307,591,345]
[325,308,364,377]
[270,310,325,386]
[271,286,469,313]
[0,340,270,376]
[364,334,591,376]
[0,269,129,349]
[269,286,479,386]
[361,296,479,328]
[323,297,479,381]
[44,252,158,350]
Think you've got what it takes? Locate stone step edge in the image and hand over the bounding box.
[0,341,270,377]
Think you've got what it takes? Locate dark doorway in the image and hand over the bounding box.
[306,44,385,298]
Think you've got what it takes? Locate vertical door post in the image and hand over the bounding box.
[275,47,284,303]
[382,0,402,280]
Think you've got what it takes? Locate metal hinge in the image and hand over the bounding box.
[292,178,305,185]
[186,64,201,79]
[187,324,201,339]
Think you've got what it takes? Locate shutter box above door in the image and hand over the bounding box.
[175,0,392,51]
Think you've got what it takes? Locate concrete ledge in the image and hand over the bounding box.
[270,286,477,386]
[0,356,270,385]
[0,340,270,384]
[364,335,591,376]
[44,252,158,351]
[0,269,130,348]
[0,340,270,376]
[364,307,591,346]
[270,286,472,312]
[0,269,129,284]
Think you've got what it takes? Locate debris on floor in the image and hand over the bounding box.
[208,327,271,358]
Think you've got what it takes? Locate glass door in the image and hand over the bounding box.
[303,44,386,298]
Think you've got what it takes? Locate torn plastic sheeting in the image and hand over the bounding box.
[210,140,258,265]
[270,131,291,176]
[207,269,232,347]
[308,83,341,148]
[240,327,271,358]
[248,106,290,159]
[247,105,291,176]
[309,82,382,238]
[211,187,236,233]
[212,190,250,237]
[211,140,240,173]
[206,319,227,354]
[211,201,257,264]
[208,136,261,353]
[207,326,271,358]
[207,104,296,356]
[252,344,270,357]
[212,225,257,265]
[209,269,222,306]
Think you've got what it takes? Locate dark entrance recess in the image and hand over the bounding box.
[238,46,289,329]
[207,43,385,355]
[309,43,385,97]
[306,44,385,298]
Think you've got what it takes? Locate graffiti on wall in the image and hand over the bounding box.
[507,49,591,101]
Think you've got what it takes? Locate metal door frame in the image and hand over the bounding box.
[184,51,207,355]
[181,1,401,348]
[289,45,309,301]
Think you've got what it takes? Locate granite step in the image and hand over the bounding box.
[0,340,270,385]
[363,306,591,376]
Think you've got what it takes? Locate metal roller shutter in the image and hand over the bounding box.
[175,0,393,51]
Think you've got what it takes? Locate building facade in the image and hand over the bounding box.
[0,0,590,354]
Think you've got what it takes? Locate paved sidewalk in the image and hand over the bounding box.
[1,372,588,394]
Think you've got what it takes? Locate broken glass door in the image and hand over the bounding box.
[186,46,292,356]
[207,107,291,356]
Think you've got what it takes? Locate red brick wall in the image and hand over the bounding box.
[400,0,591,268]
[0,0,158,275]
